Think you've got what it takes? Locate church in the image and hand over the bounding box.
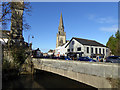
[55,13,110,59]
[55,13,68,57]
[56,12,66,48]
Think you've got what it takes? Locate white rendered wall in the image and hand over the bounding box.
[66,39,108,58]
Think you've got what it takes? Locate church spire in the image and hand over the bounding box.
[59,12,64,30]
[56,12,66,48]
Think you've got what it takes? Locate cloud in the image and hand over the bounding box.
[88,14,96,20]
[88,14,117,24]
[97,17,117,24]
[99,25,118,32]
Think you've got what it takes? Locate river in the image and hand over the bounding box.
[2,70,97,89]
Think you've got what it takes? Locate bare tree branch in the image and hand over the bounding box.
[1,1,32,31]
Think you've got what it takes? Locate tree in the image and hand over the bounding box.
[0,2,11,29]
[106,30,120,55]
[106,35,116,55]
[0,1,31,30]
[1,1,32,71]
[10,45,27,69]
[115,30,120,55]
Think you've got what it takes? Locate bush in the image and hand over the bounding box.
[2,59,11,69]
[9,45,28,69]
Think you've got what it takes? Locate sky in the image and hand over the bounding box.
[23,2,118,53]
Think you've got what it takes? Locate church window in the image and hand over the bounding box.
[71,48,73,52]
[67,49,70,52]
[95,48,98,54]
[87,47,89,53]
[72,41,74,45]
[99,48,101,54]
[106,49,108,53]
[60,39,63,44]
[103,49,105,54]
[91,47,93,53]
[77,47,81,51]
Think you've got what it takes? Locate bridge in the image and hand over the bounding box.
[32,58,120,88]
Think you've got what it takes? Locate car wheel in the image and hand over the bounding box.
[111,61,114,63]
[109,61,113,63]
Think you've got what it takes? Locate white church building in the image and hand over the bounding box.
[54,13,109,59]
[65,37,110,59]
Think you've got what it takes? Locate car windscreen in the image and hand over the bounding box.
[83,57,89,59]
[109,56,119,59]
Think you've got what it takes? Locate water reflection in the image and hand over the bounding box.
[3,70,97,89]
[3,75,45,89]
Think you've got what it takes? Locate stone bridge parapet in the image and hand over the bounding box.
[32,58,120,88]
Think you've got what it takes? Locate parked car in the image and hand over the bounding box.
[65,56,72,60]
[78,57,96,62]
[43,56,50,59]
[57,56,72,60]
[59,56,66,60]
[31,54,43,58]
[106,56,120,63]
[52,56,59,59]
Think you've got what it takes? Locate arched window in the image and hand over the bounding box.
[59,39,63,46]
[72,41,74,45]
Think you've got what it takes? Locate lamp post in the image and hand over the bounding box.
[28,35,34,56]
[28,35,34,46]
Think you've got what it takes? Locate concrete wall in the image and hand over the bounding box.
[32,58,120,88]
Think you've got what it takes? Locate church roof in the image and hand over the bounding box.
[65,37,107,48]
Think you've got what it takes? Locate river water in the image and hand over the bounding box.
[2,70,97,89]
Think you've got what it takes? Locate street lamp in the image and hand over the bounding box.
[28,35,34,56]
[28,35,34,46]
